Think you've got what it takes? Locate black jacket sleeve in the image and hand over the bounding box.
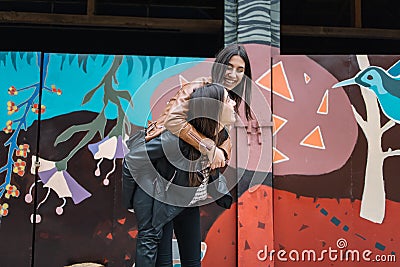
[122,129,166,210]
[208,169,233,209]
[122,159,137,209]
[122,130,173,210]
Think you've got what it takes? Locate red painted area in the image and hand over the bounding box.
[238,186,274,266]
[128,229,138,239]
[117,218,126,225]
[273,188,399,266]
[203,203,237,267]
[202,185,400,266]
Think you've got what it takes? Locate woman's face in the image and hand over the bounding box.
[220,89,237,126]
[223,55,245,90]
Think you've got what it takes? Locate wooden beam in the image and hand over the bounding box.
[352,0,362,28]
[0,11,222,33]
[281,25,400,40]
[87,0,95,16]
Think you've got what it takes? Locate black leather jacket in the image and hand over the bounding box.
[122,129,232,229]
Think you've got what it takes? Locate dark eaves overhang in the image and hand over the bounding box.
[0,11,222,33]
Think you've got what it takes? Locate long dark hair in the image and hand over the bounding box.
[186,83,228,186]
[211,44,253,120]
[187,83,224,141]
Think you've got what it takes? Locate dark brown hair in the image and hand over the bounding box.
[211,44,253,120]
[186,83,228,186]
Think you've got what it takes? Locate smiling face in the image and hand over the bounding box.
[223,55,245,90]
[220,89,237,127]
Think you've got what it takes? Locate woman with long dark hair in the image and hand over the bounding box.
[123,83,236,266]
[211,44,252,121]
[145,44,252,170]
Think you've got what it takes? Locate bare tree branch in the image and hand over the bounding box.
[381,120,396,134]
[351,105,367,133]
[383,148,400,159]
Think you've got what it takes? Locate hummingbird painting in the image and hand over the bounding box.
[332,59,400,123]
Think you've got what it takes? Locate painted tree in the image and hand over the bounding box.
[0,52,63,219]
[333,55,400,223]
[27,53,194,222]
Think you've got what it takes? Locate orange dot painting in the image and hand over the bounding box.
[128,229,138,239]
[300,126,326,149]
[317,90,329,115]
[273,147,289,163]
[272,114,287,135]
[304,72,311,84]
[106,233,113,240]
[256,61,294,102]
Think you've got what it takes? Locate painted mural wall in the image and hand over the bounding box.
[0,46,272,267]
[240,53,400,266]
[1,46,399,267]
[0,52,222,266]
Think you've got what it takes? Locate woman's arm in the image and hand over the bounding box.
[163,78,231,168]
[163,77,208,150]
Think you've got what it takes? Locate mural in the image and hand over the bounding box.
[333,57,400,224]
[232,54,399,266]
[0,52,208,266]
[0,51,40,266]
[0,48,399,267]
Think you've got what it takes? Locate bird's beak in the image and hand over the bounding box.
[332,78,357,88]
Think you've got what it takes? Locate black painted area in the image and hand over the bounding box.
[0,25,224,57]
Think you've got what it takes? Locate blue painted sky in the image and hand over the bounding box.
[0,52,204,129]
